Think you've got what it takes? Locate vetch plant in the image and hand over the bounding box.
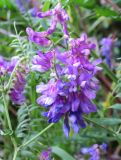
[1,1,121,160]
[27,3,102,137]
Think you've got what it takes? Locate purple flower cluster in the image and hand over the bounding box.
[0,55,27,105]
[35,34,101,136]
[27,3,102,136]
[81,143,107,160]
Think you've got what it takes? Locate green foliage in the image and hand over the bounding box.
[52,146,75,160]
[95,7,119,17]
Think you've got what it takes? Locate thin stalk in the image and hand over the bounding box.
[83,116,117,136]
[47,36,65,52]
[2,92,12,131]
[19,123,54,149]
[12,148,19,160]
[2,91,18,160]
[117,125,121,134]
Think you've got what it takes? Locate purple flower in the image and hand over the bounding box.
[26,27,51,46]
[34,33,101,136]
[100,37,113,68]
[39,148,52,160]
[8,56,19,73]
[37,3,69,38]
[30,7,39,17]
[0,56,19,76]
[100,143,107,152]
[9,71,26,105]
[32,51,53,72]
[81,143,107,160]
[0,56,8,76]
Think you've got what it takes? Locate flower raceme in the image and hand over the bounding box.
[27,3,102,136]
[0,55,27,105]
[32,35,102,137]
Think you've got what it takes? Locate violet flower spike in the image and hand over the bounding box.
[32,8,101,136]
[37,3,69,38]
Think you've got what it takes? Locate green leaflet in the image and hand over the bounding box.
[95,7,119,17]
[52,146,75,160]
[109,104,121,110]
[42,0,51,12]
[90,118,121,125]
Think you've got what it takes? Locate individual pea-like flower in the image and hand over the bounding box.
[30,7,39,17]
[8,56,19,73]
[34,33,102,136]
[39,148,52,160]
[81,143,107,160]
[26,27,51,46]
[37,3,69,38]
[32,51,53,72]
[0,56,19,76]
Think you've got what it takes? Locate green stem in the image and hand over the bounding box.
[19,123,54,149]
[2,91,18,160]
[83,116,117,136]
[47,36,64,52]
[117,125,121,134]
[13,148,18,160]
[2,92,12,131]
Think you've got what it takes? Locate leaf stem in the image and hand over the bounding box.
[12,148,19,160]
[83,116,117,136]
[2,91,18,160]
[2,92,12,131]
[19,123,54,149]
